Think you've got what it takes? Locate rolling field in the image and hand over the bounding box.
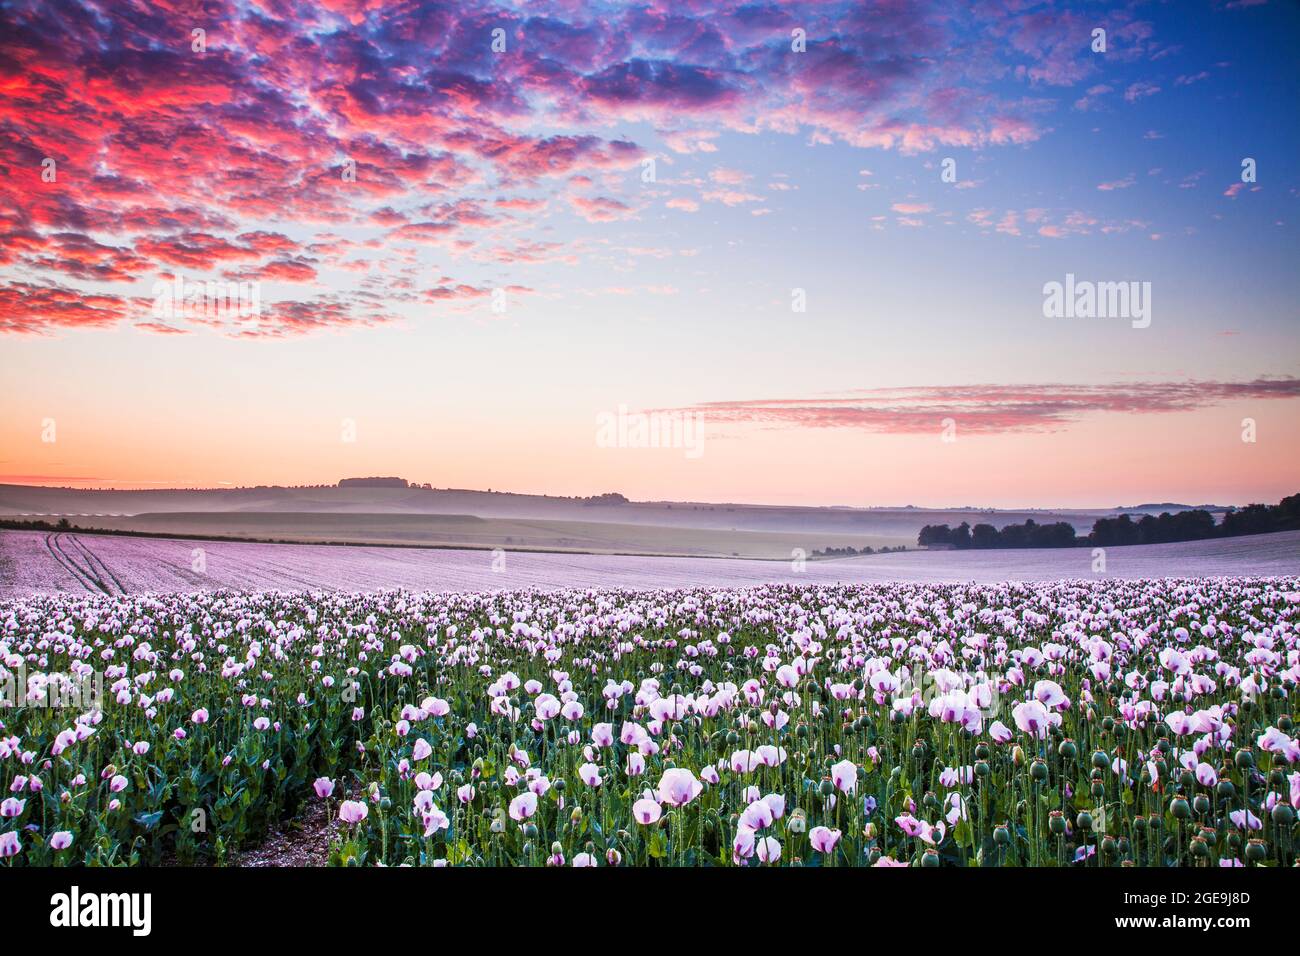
[3,528,1298,597]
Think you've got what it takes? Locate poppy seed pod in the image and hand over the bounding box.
[1030,759,1049,782]
[1272,803,1295,827]
[523,823,538,840]
[975,760,990,778]
[993,823,1011,845]
[819,778,834,797]
[1133,815,1147,834]
[923,790,939,811]
[1058,739,1077,761]
[1193,795,1210,815]
[1216,779,1235,800]
[1091,750,1109,770]
[1234,749,1254,770]
[974,743,990,761]
[1170,797,1191,820]
[1101,835,1117,856]
[1048,810,1066,835]
[1245,839,1267,862]
[1279,714,1293,732]
[921,848,940,867]
[1076,811,1093,832]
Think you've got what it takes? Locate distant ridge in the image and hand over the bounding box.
[338,477,408,488]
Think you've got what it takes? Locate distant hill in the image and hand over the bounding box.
[1115,502,1227,513]
[338,477,408,488]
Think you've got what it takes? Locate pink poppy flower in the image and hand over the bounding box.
[830,759,857,794]
[656,769,702,807]
[338,800,369,824]
[632,797,662,825]
[810,826,841,854]
[509,792,538,821]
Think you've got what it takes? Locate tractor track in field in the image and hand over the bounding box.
[44,533,123,596]
[68,533,127,594]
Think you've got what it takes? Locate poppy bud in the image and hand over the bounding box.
[1012,746,1025,767]
[863,822,876,840]
[570,807,582,825]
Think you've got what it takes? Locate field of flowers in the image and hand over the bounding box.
[2,578,1298,867]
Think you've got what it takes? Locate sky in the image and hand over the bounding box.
[0,0,1297,509]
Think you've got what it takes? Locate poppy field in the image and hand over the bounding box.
[2,578,1298,867]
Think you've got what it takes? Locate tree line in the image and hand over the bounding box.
[918,492,1300,550]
